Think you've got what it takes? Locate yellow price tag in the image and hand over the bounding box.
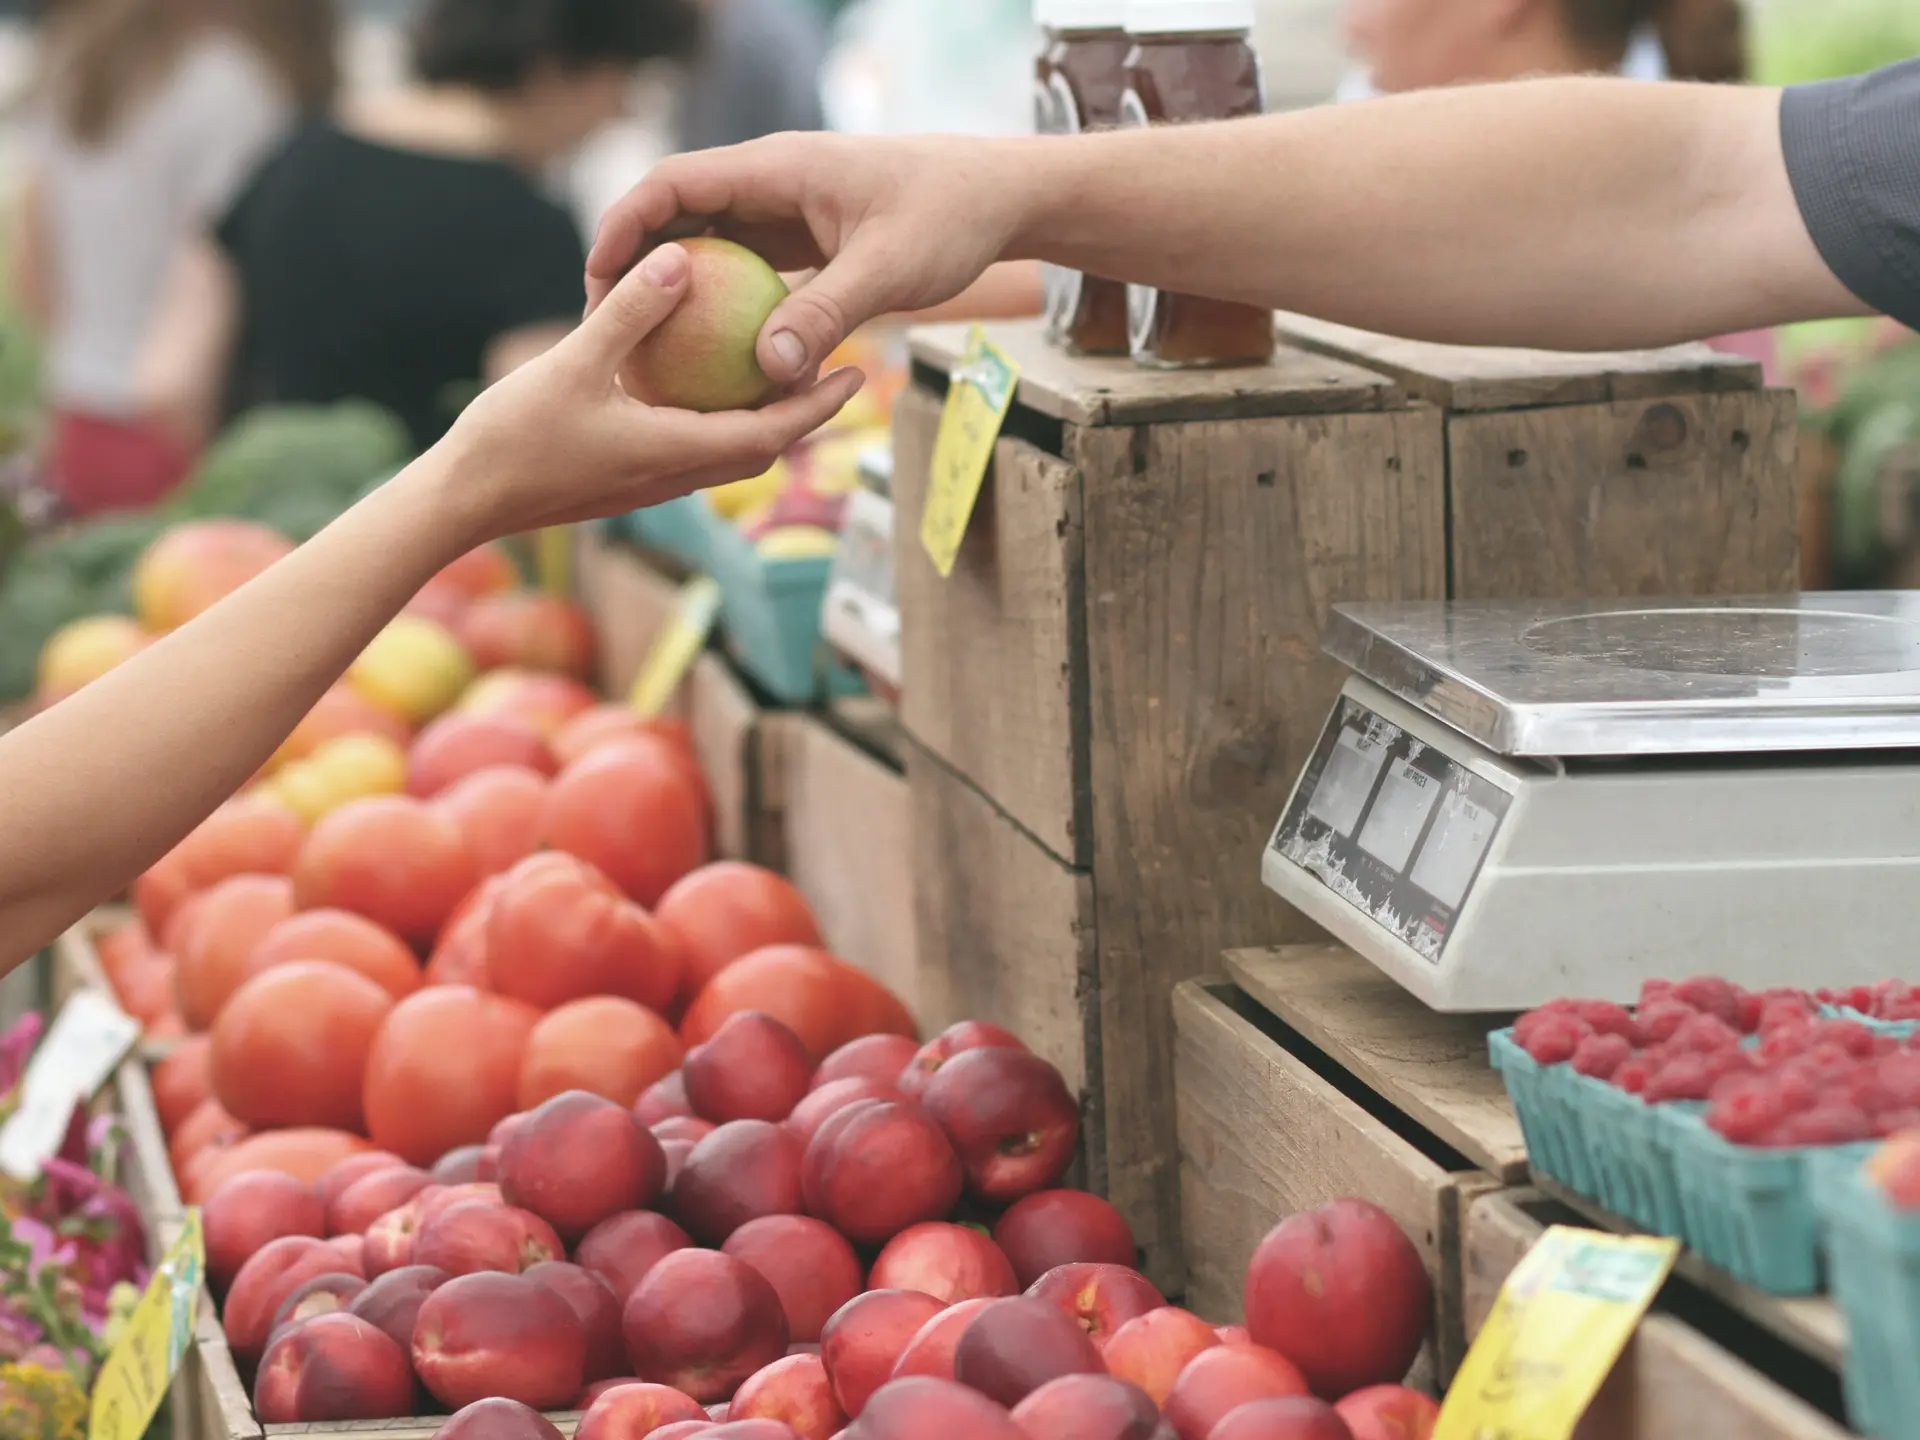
[89,1209,203,1440]
[920,326,1020,578]
[628,576,721,719]
[536,524,574,597]
[1435,1226,1678,1440]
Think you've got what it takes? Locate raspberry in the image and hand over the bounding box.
[1792,1044,1868,1090]
[1613,1058,1652,1095]
[1520,1014,1590,1066]
[1637,1001,1696,1045]
[1673,976,1745,1028]
[1812,1020,1879,1059]
[1874,1109,1920,1138]
[1709,1081,1788,1145]
[1672,1013,1743,1055]
[1882,1000,1920,1023]
[1873,1053,1920,1110]
[1637,978,1676,1009]
[1763,1105,1874,1148]
[1565,1000,1639,1044]
[1759,1024,1814,1064]
[1736,991,1766,1034]
[1514,1001,1583,1048]
[1571,1033,1633,1080]
[1770,1065,1820,1116]
[1644,1053,1718,1103]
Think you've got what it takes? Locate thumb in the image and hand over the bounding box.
[757,241,893,384]
[568,244,692,372]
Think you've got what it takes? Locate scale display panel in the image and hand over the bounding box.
[1270,694,1514,963]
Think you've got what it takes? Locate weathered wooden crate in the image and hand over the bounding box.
[781,701,919,1017]
[1271,313,1802,597]
[1464,1189,1853,1438]
[1171,969,1522,1385]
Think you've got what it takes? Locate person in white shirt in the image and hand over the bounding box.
[12,0,336,516]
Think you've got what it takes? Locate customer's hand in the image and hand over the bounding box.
[587,133,1032,389]
[445,242,864,546]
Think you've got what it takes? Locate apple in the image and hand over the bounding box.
[801,1101,964,1246]
[225,1236,351,1367]
[723,1215,866,1344]
[786,1079,905,1149]
[414,1200,564,1276]
[328,1165,434,1237]
[920,1048,1079,1202]
[1208,1397,1355,1440]
[1162,1344,1311,1440]
[1024,1264,1165,1349]
[730,1352,847,1439]
[253,1312,414,1423]
[685,1011,814,1124]
[623,1248,791,1403]
[1243,1200,1431,1400]
[1335,1385,1440,1440]
[868,1223,1018,1306]
[433,1397,568,1439]
[813,1036,921,1093]
[897,1023,1026,1100]
[576,1380,709,1438]
[203,1171,327,1293]
[413,1270,585,1411]
[1010,1373,1172,1440]
[576,1209,696,1304]
[993,1191,1136,1289]
[498,1090,668,1241]
[347,1264,448,1351]
[849,1376,1026,1438]
[820,1289,945,1417]
[526,1260,628,1382]
[619,237,789,413]
[674,1120,806,1244]
[265,1273,366,1345]
[952,1297,1104,1408]
[1101,1307,1220,1407]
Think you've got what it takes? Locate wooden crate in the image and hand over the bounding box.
[896,321,1448,1288]
[781,702,919,1016]
[1171,977,1510,1384]
[686,651,794,868]
[1464,1190,1853,1439]
[1271,313,1801,597]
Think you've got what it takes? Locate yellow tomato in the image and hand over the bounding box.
[706,459,788,520]
[35,615,149,703]
[348,616,474,724]
[267,734,406,822]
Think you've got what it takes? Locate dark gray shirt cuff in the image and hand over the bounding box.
[1781,61,1920,333]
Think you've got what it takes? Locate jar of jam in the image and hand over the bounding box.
[1035,0,1133,354]
[1120,0,1275,368]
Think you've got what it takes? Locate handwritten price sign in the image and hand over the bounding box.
[90,1210,203,1440]
[920,327,1020,579]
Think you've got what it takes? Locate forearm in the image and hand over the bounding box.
[0,452,481,970]
[1008,78,1862,350]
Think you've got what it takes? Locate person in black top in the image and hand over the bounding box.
[141,0,700,453]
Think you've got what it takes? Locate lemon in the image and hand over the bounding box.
[707,458,788,520]
[349,616,474,724]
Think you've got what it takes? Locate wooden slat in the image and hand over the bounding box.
[782,716,919,1017]
[1172,980,1492,1383]
[1224,945,1528,1184]
[894,386,1087,864]
[907,320,1404,428]
[1273,313,1762,412]
[1464,1191,1852,1440]
[1076,403,1449,1287]
[1447,390,1801,600]
[574,526,692,708]
[684,653,780,867]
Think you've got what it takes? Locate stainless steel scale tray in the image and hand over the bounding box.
[1324,592,1920,758]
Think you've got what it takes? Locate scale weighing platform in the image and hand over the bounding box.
[1263,593,1920,1012]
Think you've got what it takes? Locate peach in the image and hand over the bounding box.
[675,1120,806,1244]
[203,1170,326,1293]
[415,1200,563,1276]
[1102,1307,1221,1407]
[526,1260,628,1383]
[325,1234,365,1276]
[724,1216,865,1345]
[661,1138,697,1198]
[577,1380,709,1438]
[636,1071,694,1125]
[655,1115,718,1145]
[1336,1385,1440,1440]
[897,1022,1025,1100]
[650,1425,719,1439]
[434,1397,568,1439]
[685,1012,813,1124]
[1162,1344,1311,1440]
[266,1273,366,1344]
[819,1289,944,1418]
[435,1145,491,1184]
[730,1353,846,1440]
[800,1101,963,1246]
[363,1195,432,1275]
[1010,1373,1170,1440]
[225,1236,350,1366]
[1208,1397,1354,1440]
[253,1311,414,1422]
[850,1377,1025,1438]
[868,1224,1017,1307]
[329,1165,435,1236]
[420,1182,502,1226]
[573,1209,693,1302]
[1243,1199,1431,1400]
[347,1264,448,1350]
[318,1151,408,1214]
[952,1296,1103,1409]
[920,1049,1078,1203]
[414,1270,586,1410]
[785,1079,904,1150]
[1025,1264,1165,1349]
[708,1425,797,1440]
[623,1249,791,1403]
[499,1090,668,1240]
[889,1297,993,1382]
[993,1191,1137,1290]
[811,1035,921,1093]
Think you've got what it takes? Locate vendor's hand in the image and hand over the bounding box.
[586,133,1031,389]
[444,242,864,545]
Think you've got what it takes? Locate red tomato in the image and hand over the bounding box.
[425,875,500,988]
[552,706,699,776]
[517,996,685,1109]
[174,875,296,1031]
[362,986,541,1166]
[457,593,595,679]
[543,736,709,906]
[656,862,825,1006]
[211,961,395,1131]
[485,852,682,1013]
[292,796,479,947]
[151,1035,213,1136]
[405,714,556,798]
[184,1129,370,1205]
[433,765,549,876]
[681,945,917,1064]
[249,908,422,999]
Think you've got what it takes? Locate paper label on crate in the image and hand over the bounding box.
[89,1210,203,1440]
[1434,1226,1678,1440]
[0,988,139,1181]
[921,327,1019,578]
[628,575,721,718]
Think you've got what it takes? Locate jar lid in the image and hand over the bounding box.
[1123,0,1254,33]
[1035,0,1128,28]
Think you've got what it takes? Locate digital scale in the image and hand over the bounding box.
[1263,593,1920,1012]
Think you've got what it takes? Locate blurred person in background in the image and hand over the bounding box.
[675,0,827,151]
[1337,0,1772,376]
[142,0,701,455]
[13,0,336,517]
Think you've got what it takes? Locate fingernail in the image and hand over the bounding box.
[641,244,688,286]
[769,330,807,377]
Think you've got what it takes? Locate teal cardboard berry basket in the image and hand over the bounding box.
[1820,1160,1920,1438]
[611,494,713,571]
[701,506,863,706]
